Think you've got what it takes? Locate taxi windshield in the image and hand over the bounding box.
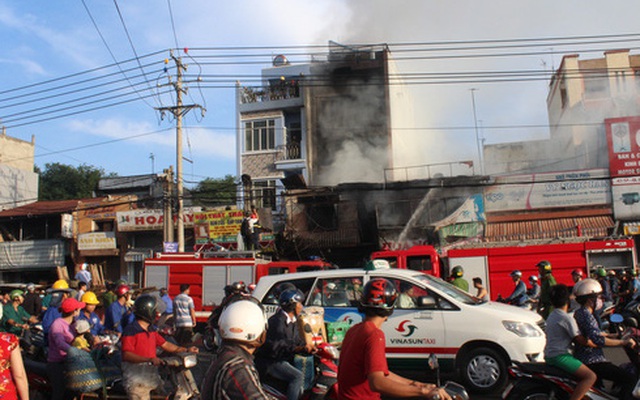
[411,273,480,305]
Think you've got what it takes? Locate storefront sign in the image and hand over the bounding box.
[61,213,73,238]
[606,116,640,177]
[612,176,640,220]
[117,208,201,231]
[194,209,244,244]
[78,232,116,250]
[485,170,610,212]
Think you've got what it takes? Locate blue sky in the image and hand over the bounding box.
[2,1,640,187]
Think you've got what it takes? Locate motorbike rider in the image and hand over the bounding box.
[22,283,42,318]
[104,284,132,334]
[544,284,597,400]
[338,278,450,400]
[121,294,198,400]
[527,275,541,305]
[2,290,37,335]
[573,278,636,400]
[537,260,557,319]
[255,288,314,400]
[450,266,469,292]
[42,279,73,339]
[504,270,529,307]
[201,298,275,400]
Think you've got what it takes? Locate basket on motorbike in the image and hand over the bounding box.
[65,347,104,393]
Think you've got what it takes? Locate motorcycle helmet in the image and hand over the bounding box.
[115,284,130,297]
[596,266,607,277]
[528,275,538,283]
[571,269,584,278]
[573,278,602,299]
[536,260,552,273]
[279,289,304,313]
[359,278,398,317]
[81,291,100,305]
[26,283,36,292]
[9,290,24,300]
[224,281,247,297]
[272,282,296,301]
[219,299,267,342]
[451,266,464,278]
[132,294,159,324]
[52,279,69,290]
[510,270,522,278]
[73,319,91,335]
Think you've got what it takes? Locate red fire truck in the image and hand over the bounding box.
[143,251,334,322]
[371,238,637,300]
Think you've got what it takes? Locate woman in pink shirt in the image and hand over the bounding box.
[47,297,85,400]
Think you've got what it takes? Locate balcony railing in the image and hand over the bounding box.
[275,143,302,162]
[240,82,300,104]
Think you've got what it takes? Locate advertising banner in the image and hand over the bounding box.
[116,208,201,232]
[484,170,610,212]
[612,176,640,220]
[606,116,640,177]
[194,209,245,244]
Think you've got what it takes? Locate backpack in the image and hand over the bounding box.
[240,218,251,237]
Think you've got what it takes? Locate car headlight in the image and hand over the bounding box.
[502,320,543,337]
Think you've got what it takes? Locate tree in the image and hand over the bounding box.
[190,175,238,207]
[38,163,109,201]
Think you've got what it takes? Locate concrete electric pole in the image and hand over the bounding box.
[156,50,205,252]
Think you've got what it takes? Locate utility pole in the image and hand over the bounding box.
[470,88,484,175]
[162,166,174,243]
[156,50,205,252]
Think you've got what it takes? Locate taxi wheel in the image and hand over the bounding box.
[459,346,508,394]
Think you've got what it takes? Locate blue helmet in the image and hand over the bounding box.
[279,289,304,312]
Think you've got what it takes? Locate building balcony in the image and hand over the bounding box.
[238,84,303,113]
[274,144,306,171]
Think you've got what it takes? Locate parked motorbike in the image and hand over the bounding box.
[262,342,339,400]
[502,313,638,400]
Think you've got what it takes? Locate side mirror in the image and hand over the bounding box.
[417,295,437,308]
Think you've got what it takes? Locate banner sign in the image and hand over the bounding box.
[194,209,245,244]
[612,176,640,220]
[116,208,201,232]
[606,116,640,177]
[485,170,610,212]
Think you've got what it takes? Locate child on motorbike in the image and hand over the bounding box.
[544,284,597,400]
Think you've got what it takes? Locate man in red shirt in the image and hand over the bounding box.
[121,294,198,400]
[338,278,450,400]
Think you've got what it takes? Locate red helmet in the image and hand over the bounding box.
[116,284,130,297]
[571,269,584,278]
[360,278,397,317]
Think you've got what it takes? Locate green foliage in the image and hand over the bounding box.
[38,163,108,201]
[190,174,238,207]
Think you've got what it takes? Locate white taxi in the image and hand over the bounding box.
[252,268,545,394]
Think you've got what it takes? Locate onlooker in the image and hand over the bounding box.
[78,291,105,338]
[544,284,596,400]
[240,211,252,250]
[71,319,93,351]
[0,331,28,399]
[200,298,273,400]
[472,277,488,302]
[42,280,73,339]
[48,297,86,400]
[22,282,42,318]
[74,263,92,287]
[173,284,197,346]
[122,294,198,400]
[338,278,450,399]
[76,281,87,301]
[249,207,260,251]
[159,287,173,316]
[104,284,131,334]
[101,281,117,309]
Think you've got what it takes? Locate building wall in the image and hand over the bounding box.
[0,132,37,210]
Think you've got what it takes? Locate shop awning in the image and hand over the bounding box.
[485,215,614,242]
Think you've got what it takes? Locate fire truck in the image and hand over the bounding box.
[371,238,637,300]
[143,251,334,322]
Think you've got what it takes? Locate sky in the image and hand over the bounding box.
[3,1,640,187]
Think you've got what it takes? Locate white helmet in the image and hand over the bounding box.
[219,299,267,342]
[573,278,602,298]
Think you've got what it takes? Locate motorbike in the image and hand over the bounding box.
[427,353,470,400]
[496,294,535,310]
[502,313,639,400]
[262,342,339,400]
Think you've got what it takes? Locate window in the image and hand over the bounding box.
[262,278,316,305]
[583,71,609,98]
[309,277,363,307]
[245,119,275,151]
[392,279,454,310]
[407,256,433,272]
[93,220,114,232]
[252,180,276,209]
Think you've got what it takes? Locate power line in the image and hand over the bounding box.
[166,0,180,50]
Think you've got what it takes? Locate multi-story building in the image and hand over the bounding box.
[485,49,640,175]
[0,129,38,210]
[236,42,412,226]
